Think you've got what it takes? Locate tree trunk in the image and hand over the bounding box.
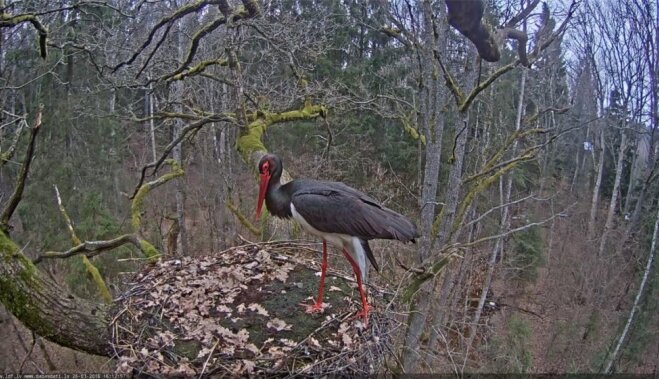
[603,196,659,373]
[172,16,187,256]
[598,129,626,257]
[587,130,605,239]
[622,137,637,216]
[0,231,110,356]
[402,0,445,371]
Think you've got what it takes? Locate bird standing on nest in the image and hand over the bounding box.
[255,153,418,325]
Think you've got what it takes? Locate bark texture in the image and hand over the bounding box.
[0,231,110,356]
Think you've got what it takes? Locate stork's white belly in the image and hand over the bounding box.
[290,203,368,282]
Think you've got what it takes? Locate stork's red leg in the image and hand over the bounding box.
[341,248,370,326]
[301,240,329,313]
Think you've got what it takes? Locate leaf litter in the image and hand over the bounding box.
[110,242,393,376]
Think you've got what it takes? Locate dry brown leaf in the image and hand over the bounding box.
[248,303,269,316]
[341,332,353,348]
[266,318,291,331]
[256,250,272,265]
[245,343,259,355]
[309,337,321,348]
[242,359,256,374]
[272,262,295,282]
[216,304,232,313]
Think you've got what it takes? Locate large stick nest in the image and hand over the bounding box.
[110,241,399,376]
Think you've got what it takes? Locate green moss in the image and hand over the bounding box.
[173,339,202,360]
[401,254,453,304]
[81,255,112,303]
[0,230,18,258]
[246,268,353,346]
[131,185,148,232]
[131,160,183,232]
[236,104,328,164]
[0,231,51,337]
[138,238,160,263]
[236,121,267,163]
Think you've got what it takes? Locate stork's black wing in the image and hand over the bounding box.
[288,180,418,242]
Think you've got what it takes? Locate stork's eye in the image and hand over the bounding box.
[261,161,270,174]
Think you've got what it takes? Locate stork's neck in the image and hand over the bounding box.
[265,178,292,218]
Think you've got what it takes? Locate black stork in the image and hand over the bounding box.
[255,153,418,325]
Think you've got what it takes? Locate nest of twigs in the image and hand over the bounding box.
[110,241,398,376]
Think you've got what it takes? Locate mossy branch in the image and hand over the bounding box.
[52,185,112,304]
[460,62,517,113]
[157,17,231,83]
[146,0,259,84]
[34,234,139,264]
[434,50,465,107]
[132,159,184,233]
[1,229,111,356]
[523,106,570,125]
[463,128,546,184]
[236,104,327,163]
[1,105,42,233]
[401,251,458,304]
[449,149,538,240]
[166,58,229,82]
[0,12,48,58]
[80,256,112,303]
[400,110,426,144]
[226,201,261,236]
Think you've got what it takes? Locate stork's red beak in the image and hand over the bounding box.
[256,170,271,220]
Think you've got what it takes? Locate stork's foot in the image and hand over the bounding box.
[300,301,329,314]
[350,304,371,326]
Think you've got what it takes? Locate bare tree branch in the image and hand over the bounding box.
[458,203,575,249]
[1,105,43,232]
[33,234,139,264]
[111,0,222,73]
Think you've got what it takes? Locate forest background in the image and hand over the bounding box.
[0,0,657,374]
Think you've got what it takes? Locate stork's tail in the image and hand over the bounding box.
[360,239,379,272]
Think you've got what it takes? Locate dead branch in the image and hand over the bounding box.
[457,202,576,248]
[503,0,541,28]
[18,332,37,373]
[1,105,43,233]
[464,194,538,229]
[226,201,261,236]
[52,185,112,303]
[53,185,81,245]
[0,116,27,167]
[499,27,529,67]
[33,234,138,264]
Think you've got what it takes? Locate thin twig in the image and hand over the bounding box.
[18,332,37,373]
[198,338,220,378]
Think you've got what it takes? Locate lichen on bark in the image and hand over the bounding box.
[1,230,111,355]
[236,104,327,164]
